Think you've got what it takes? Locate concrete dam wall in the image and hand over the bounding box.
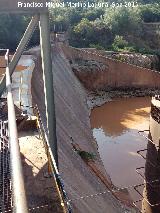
[29,44,126,213]
[62,45,160,91]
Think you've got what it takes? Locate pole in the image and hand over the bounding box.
[39,13,58,167]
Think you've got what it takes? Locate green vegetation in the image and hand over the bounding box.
[77,150,96,161]
[0,15,39,51]
[0,0,159,54]
[112,36,136,52]
[139,3,160,22]
[49,0,160,54]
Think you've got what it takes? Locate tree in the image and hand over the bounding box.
[0,15,39,51]
[83,8,105,21]
[70,18,93,47]
[104,7,142,36]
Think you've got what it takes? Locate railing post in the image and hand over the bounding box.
[39,13,58,167]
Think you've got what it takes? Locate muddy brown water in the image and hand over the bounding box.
[91,97,152,205]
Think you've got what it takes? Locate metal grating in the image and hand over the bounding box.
[133,129,160,211]
[0,120,12,213]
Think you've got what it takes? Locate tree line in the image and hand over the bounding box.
[0,0,159,53]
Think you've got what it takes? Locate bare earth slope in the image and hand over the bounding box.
[30,43,128,213]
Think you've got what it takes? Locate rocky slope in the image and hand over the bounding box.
[107,52,160,71]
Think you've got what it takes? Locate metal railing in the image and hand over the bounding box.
[0,120,11,213]
[35,105,72,213]
[1,48,71,212]
[20,103,73,213]
[133,129,160,211]
[4,49,28,213]
[155,95,160,101]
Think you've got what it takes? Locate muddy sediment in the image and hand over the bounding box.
[87,88,160,110]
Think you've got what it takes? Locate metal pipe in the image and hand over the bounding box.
[5,49,28,213]
[39,13,58,167]
[0,14,39,96]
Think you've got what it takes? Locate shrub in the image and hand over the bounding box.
[77,150,96,161]
[112,35,136,52]
[112,36,128,50]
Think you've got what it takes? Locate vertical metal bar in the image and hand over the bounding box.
[0,15,39,96]
[2,123,5,212]
[5,50,28,213]
[19,72,23,110]
[39,13,58,167]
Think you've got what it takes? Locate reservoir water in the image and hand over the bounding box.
[91,97,151,203]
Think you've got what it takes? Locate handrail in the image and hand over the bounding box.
[5,49,28,213]
[35,105,72,213]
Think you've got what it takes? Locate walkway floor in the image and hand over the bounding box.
[19,130,63,213]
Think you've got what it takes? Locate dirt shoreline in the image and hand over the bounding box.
[87,88,160,110]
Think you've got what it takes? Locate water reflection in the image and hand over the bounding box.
[91,97,151,137]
